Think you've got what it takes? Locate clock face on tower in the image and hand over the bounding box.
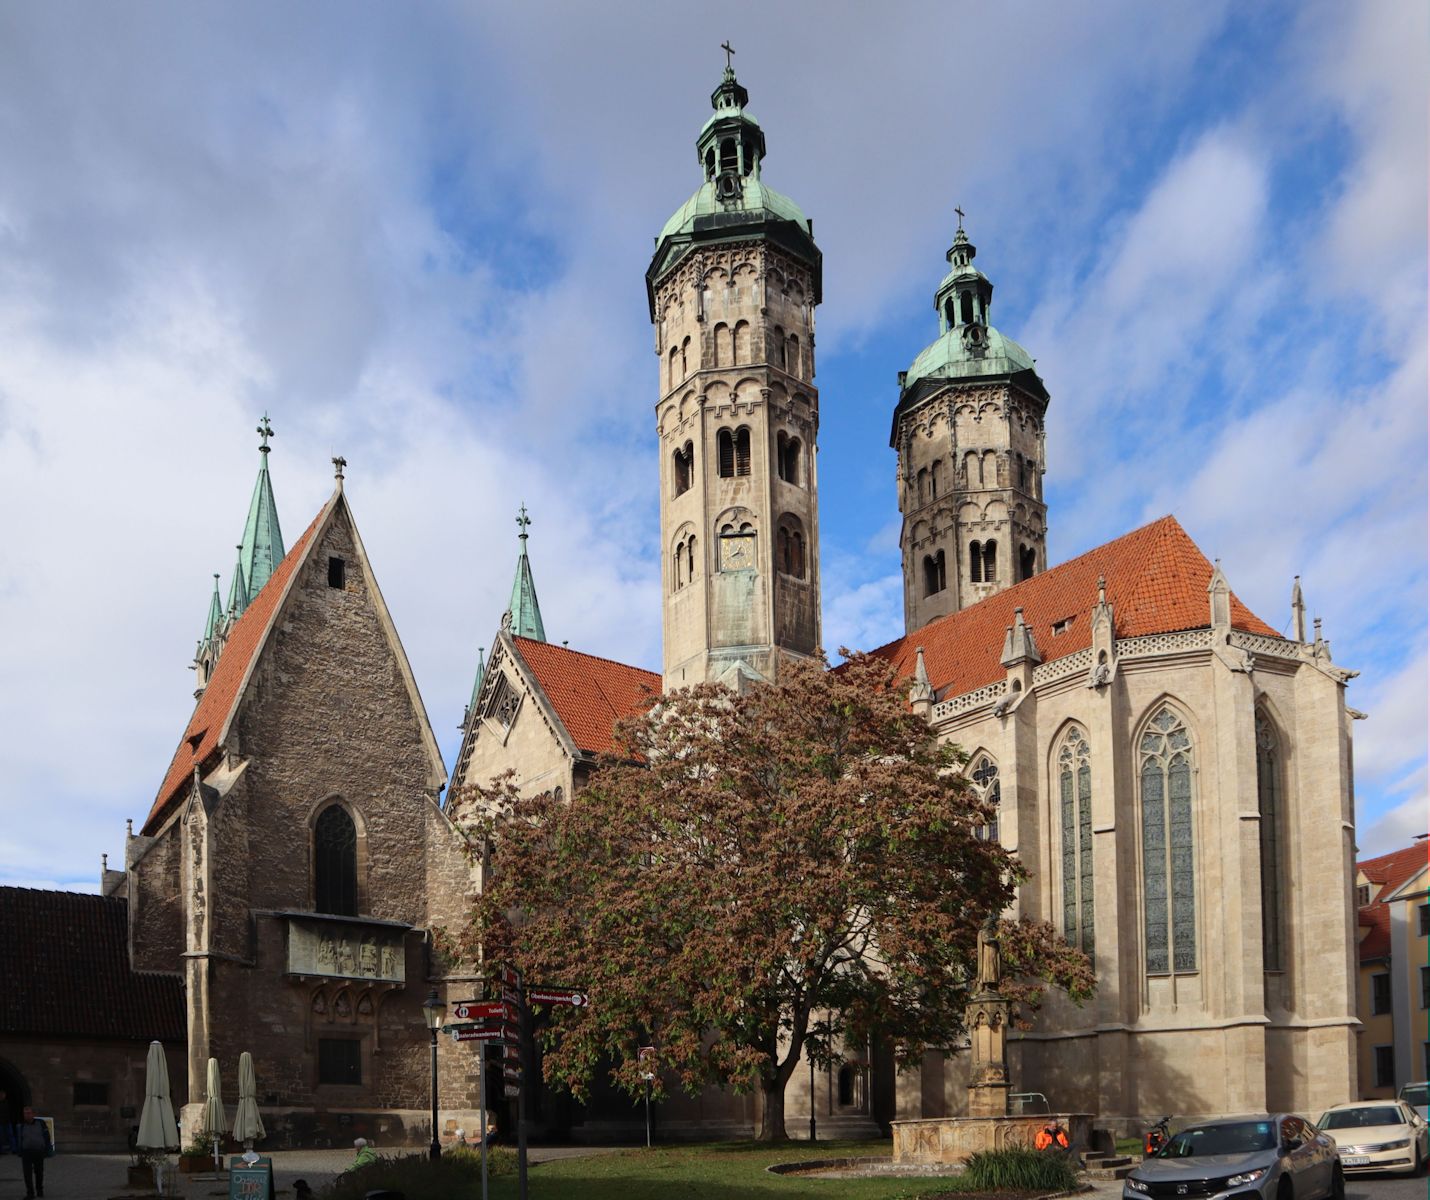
[721,532,755,571]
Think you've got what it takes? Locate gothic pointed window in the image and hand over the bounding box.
[1058,727,1094,954]
[1140,706,1197,973]
[969,754,1000,843]
[315,804,358,917]
[1256,713,1284,971]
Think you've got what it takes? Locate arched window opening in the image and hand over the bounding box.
[1019,544,1036,581]
[965,451,980,487]
[982,449,998,486]
[917,467,930,505]
[1140,707,1197,973]
[686,536,697,583]
[1256,713,1284,972]
[960,291,975,325]
[922,550,946,597]
[718,429,735,478]
[837,1064,855,1107]
[734,320,752,364]
[970,755,1000,843]
[777,434,801,485]
[1059,728,1094,954]
[705,148,716,180]
[680,337,689,378]
[788,334,801,379]
[777,527,790,574]
[673,545,685,590]
[982,540,998,583]
[774,326,786,369]
[931,459,944,499]
[777,517,806,579]
[315,804,358,917]
[719,137,737,174]
[969,541,983,584]
[734,427,752,477]
[673,442,693,497]
[713,323,732,367]
[793,532,804,579]
[667,346,678,391]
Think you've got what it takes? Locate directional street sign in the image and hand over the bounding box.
[503,1084,520,1098]
[503,1062,521,1082]
[528,986,588,1007]
[450,1025,507,1043]
[453,1000,515,1022]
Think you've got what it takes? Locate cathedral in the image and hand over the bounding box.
[1,64,1361,1149]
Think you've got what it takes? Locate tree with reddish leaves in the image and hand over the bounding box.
[454,651,1092,1142]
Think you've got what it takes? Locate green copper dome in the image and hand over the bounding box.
[659,176,809,243]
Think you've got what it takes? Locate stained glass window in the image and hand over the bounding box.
[1139,707,1196,973]
[1256,713,1283,971]
[1058,727,1094,954]
[969,755,1000,844]
[315,804,358,917]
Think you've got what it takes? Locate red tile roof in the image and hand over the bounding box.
[511,636,660,757]
[1356,842,1428,961]
[868,515,1280,699]
[143,505,328,836]
[0,888,184,1041]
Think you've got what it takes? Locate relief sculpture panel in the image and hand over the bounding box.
[286,918,405,982]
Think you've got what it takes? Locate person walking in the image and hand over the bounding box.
[17,1107,51,1198]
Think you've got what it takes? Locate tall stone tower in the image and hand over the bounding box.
[892,220,1050,633]
[648,63,822,690]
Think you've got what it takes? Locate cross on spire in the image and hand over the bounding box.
[516,503,531,543]
[257,413,275,454]
[721,40,735,70]
[954,205,965,231]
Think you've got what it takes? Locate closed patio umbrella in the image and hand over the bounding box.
[232,1051,265,1160]
[136,1041,179,1193]
[202,1057,227,1173]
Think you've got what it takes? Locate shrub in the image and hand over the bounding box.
[962,1146,1079,1193]
[320,1148,517,1200]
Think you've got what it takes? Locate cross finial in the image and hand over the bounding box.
[516,503,531,543]
[954,205,965,232]
[257,413,275,453]
[721,40,735,71]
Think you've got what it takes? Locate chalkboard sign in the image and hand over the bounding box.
[228,1156,274,1200]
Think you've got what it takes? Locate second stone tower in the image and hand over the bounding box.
[649,64,822,690]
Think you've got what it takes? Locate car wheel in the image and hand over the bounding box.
[1414,1145,1427,1178]
[1277,1177,1294,1200]
[1328,1164,1345,1200]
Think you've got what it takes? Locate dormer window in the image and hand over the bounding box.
[1052,616,1075,636]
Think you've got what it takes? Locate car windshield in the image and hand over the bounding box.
[1401,1086,1429,1107]
[1158,1122,1277,1158]
[1320,1107,1404,1130]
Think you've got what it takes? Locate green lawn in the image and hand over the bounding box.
[488,1140,965,1199]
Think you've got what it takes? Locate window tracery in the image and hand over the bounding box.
[969,754,1000,844]
[1058,727,1094,954]
[1256,712,1283,971]
[1139,706,1196,972]
[315,804,358,917]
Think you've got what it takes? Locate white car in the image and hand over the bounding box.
[1317,1101,1429,1175]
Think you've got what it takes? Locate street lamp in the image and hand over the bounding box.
[423,989,445,1160]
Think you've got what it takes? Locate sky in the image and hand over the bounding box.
[0,1,1425,891]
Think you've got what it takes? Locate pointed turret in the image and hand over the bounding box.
[239,414,285,599]
[225,544,249,624]
[462,646,487,728]
[200,573,223,646]
[504,505,546,642]
[1291,575,1306,643]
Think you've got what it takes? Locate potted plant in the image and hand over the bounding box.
[179,1132,216,1173]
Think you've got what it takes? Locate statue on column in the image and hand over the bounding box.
[976,914,1002,992]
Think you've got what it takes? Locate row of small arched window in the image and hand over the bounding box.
[911,451,1039,506]
[921,541,1039,595]
[671,430,804,496]
[671,514,808,590]
[665,325,807,391]
[967,707,1287,974]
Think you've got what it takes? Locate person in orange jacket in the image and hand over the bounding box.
[1034,1119,1070,1152]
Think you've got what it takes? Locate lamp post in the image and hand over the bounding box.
[808,1050,816,1143]
[423,989,445,1160]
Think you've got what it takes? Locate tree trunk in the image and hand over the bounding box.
[757,1076,788,1142]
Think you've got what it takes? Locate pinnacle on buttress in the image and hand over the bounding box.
[1291,575,1306,643]
[505,504,546,642]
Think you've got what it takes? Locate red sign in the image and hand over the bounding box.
[450,1025,507,1043]
[528,987,588,1008]
[501,963,522,986]
[453,1000,514,1022]
[503,1041,519,1061]
[503,1062,521,1082]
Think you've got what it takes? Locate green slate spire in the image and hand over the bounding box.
[503,504,546,642]
[201,573,223,644]
[225,543,249,621]
[239,414,285,599]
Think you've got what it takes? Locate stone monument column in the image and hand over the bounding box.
[966,917,1011,1118]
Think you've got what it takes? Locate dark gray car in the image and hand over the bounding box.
[1123,1115,1343,1200]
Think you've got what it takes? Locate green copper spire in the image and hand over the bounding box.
[201,573,223,643]
[503,504,546,642]
[239,414,285,599]
[463,645,487,726]
[225,543,249,620]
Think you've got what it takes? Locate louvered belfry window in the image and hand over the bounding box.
[315,804,358,917]
[1059,727,1094,954]
[1140,707,1196,973]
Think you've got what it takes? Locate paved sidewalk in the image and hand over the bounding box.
[0,1146,623,1200]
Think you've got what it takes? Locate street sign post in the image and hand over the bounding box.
[454,1000,516,1022]
[450,1025,507,1043]
[527,986,588,1007]
[639,1045,656,1148]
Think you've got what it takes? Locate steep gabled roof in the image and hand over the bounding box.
[869,515,1280,700]
[0,888,184,1041]
[510,636,659,757]
[145,503,329,835]
[1355,842,1427,962]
